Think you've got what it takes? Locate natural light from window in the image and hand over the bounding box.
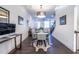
[44,21,50,28]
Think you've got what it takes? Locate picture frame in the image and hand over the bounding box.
[0,7,10,23]
[18,16,24,25]
[60,15,66,25]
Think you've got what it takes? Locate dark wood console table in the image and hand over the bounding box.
[0,34,22,49]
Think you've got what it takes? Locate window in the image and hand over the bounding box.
[50,20,54,27]
[44,21,49,28]
[37,21,40,29]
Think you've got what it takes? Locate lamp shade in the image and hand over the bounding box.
[36,11,46,18]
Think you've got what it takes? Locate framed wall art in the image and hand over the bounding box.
[18,16,24,25]
[60,15,66,25]
[0,7,10,23]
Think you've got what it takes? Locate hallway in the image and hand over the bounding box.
[0,0,79,58]
[11,36,73,54]
[0,5,79,54]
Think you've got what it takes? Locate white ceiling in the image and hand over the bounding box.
[24,5,56,17]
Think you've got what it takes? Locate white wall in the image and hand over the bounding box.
[0,5,29,54]
[53,6,75,52]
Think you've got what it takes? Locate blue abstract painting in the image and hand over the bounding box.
[60,15,66,25]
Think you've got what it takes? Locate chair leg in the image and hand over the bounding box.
[36,40,39,46]
[36,40,41,46]
[44,40,46,47]
[41,40,42,45]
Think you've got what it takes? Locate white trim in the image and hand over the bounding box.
[74,6,78,52]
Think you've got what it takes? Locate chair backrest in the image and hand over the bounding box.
[37,34,47,40]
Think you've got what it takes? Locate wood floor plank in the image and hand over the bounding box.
[11,36,73,54]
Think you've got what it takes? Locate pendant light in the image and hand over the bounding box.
[36,5,46,18]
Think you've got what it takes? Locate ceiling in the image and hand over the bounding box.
[24,5,56,17]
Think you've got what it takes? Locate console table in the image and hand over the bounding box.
[0,34,22,49]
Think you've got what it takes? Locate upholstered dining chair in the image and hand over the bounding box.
[37,33,47,46]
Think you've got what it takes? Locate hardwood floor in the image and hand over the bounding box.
[11,36,73,54]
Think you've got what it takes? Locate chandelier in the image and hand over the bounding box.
[36,5,46,18]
